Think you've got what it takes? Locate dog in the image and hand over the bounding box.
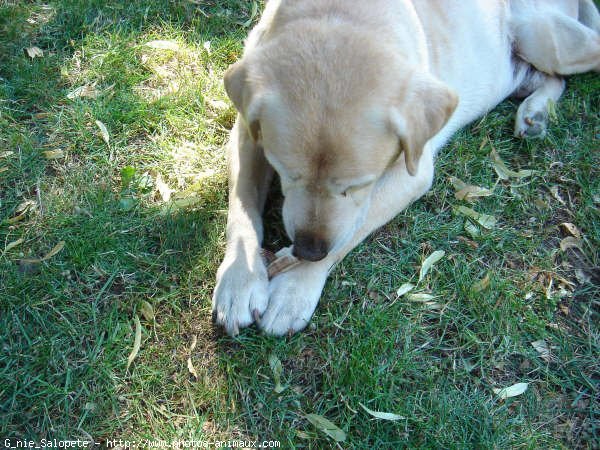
[212,0,600,336]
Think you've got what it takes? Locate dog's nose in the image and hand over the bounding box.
[293,232,328,261]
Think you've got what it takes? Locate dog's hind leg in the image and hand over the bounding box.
[513,71,565,138]
[578,0,600,34]
[512,7,600,75]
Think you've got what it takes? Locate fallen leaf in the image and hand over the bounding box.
[67,84,98,99]
[0,167,7,174]
[471,273,491,293]
[407,293,436,302]
[155,173,173,202]
[454,206,497,229]
[139,300,154,321]
[560,223,582,239]
[187,357,198,379]
[43,150,65,160]
[95,120,110,145]
[126,315,142,372]
[3,238,24,254]
[396,283,415,297]
[26,46,44,58]
[20,240,65,263]
[560,237,582,252]
[449,177,493,201]
[145,40,180,51]
[0,151,13,158]
[489,146,533,180]
[493,382,528,399]
[531,340,551,362]
[359,402,405,421]
[189,334,197,352]
[549,186,565,205]
[206,99,229,110]
[464,221,481,239]
[269,354,286,394]
[242,1,259,27]
[305,414,346,442]
[419,250,445,282]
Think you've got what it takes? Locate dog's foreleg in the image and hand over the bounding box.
[259,147,435,336]
[212,119,273,335]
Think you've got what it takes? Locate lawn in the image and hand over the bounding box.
[0,1,598,448]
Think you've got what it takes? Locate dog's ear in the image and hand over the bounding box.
[224,59,262,142]
[390,74,458,175]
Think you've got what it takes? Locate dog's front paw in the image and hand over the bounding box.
[259,263,329,336]
[212,251,269,336]
[515,107,548,138]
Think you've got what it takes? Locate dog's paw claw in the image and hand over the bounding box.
[515,111,547,138]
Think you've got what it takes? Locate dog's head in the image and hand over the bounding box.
[225,30,457,261]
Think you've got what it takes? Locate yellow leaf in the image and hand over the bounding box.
[126,315,142,372]
[3,238,24,254]
[43,150,65,160]
[20,240,65,263]
[450,177,493,201]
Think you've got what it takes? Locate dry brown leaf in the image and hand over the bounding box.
[0,167,7,174]
[560,237,582,252]
[559,223,582,239]
[489,146,533,180]
[449,177,493,201]
[20,241,65,263]
[531,340,551,362]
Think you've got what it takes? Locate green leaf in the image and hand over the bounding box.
[126,315,142,372]
[121,166,137,189]
[268,354,286,393]
[305,414,346,442]
[454,206,497,229]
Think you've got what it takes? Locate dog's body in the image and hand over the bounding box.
[213,0,600,335]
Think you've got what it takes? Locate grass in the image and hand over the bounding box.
[0,1,598,448]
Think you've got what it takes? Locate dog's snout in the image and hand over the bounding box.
[293,232,328,262]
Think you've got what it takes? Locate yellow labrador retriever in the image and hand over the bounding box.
[213,0,600,336]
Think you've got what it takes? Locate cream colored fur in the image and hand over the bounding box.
[212,0,600,336]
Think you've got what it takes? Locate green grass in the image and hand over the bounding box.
[1,1,598,448]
